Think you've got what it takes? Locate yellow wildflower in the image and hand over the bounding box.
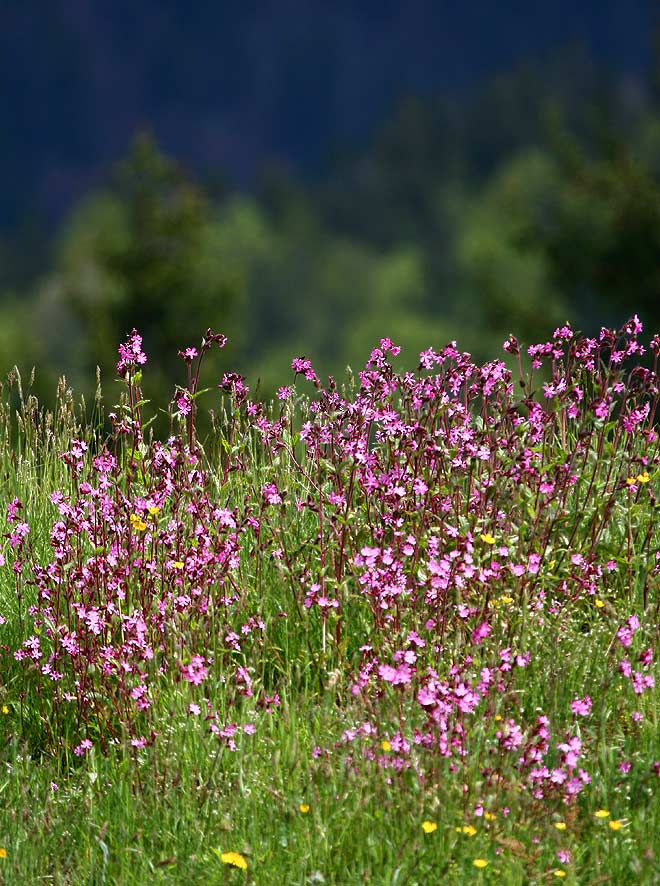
[1,705,8,715]
[594,599,605,608]
[609,820,623,831]
[480,533,496,545]
[636,472,650,484]
[554,872,566,879]
[220,851,247,870]
[553,821,567,831]
[0,849,6,859]
[456,825,477,836]
[473,859,488,868]
[130,513,147,532]
[380,740,391,752]
[299,804,310,814]
[594,809,610,819]
[422,821,437,834]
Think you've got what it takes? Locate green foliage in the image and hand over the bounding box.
[4,51,660,407]
[454,150,571,352]
[538,116,660,325]
[0,327,659,883]
[208,195,449,396]
[30,134,241,409]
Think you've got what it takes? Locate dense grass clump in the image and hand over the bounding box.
[1,319,659,884]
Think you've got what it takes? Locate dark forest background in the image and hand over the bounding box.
[2,4,660,411]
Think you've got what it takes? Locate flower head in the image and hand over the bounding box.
[456,825,478,836]
[176,394,192,416]
[421,820,437,833]
[571,696,592,717]
[220,851,247,870]
[73,739,93,756]
[130,513,147,532]
[178,347,198,363]
[117,329,147,378]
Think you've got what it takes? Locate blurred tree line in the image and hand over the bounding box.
[2,47,660,415]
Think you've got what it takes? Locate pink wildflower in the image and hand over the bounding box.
[571,696,592,717]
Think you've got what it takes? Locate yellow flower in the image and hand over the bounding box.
[147,505,161,517]
[480,533,496,545]
[130,513,147,532]
[484,812,496,821]
[422,821,437,834]
[609,820,623,831]
[473,859,488,869]
[553,821,567,831]
[499,596,513,605]
[1,705,8,715]
[594,809,610,819]
[220,851,247,870]
[554,871,566,879]
[626,477,637,486]
[0,849,6,859]
[636,472,650,484]
[456,825,477,836]
[494,714,502,721]
[299,804,310,814]
[380,740,391,752]
[594,599,605,609]
[172,561,185,570]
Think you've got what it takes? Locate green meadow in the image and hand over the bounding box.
[0,321,659,884]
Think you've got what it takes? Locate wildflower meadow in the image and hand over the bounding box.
[1,318,659,884]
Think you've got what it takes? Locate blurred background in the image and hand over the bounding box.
[1,1,660,409]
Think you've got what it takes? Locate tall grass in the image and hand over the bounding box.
[0,321,659,884]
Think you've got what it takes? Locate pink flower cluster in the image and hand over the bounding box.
[4,317,658,818]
